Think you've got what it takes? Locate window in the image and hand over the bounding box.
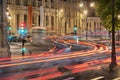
[51,16,54,30]
[51,0,53,3]
[38,15,40,26]
[51,4,54,8]
[7,0,11,4]
[31,0,36,7]
[45,3,49,8]
[16,14,19,30]
[63,0,67,2]
[32,16,35,25]
[46,16,49,26]
[24,15,27,24]
[23,0,28,6]
[38,2,42,7]
[16,0,20,5]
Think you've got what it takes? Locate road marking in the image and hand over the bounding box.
[90,76,104,80]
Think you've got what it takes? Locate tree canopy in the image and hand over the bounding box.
[95,0,120,32]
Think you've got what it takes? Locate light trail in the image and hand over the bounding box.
[1,55,120,80]
[29,56,120,80]
[0,39,110,68]
[0,43,108,68]
[0,38,119,80]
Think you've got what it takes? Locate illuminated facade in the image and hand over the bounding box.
[7,0,104,35]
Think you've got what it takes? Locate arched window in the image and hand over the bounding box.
[51,16,54,30]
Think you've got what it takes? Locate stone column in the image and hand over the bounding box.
[36,15,39,26]
[48,15,51,28]
[54,15,57,33]
[40,6,44,27]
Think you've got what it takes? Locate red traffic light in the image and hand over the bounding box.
[20,22,26,27]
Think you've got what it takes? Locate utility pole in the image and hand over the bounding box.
[0,0,11,57]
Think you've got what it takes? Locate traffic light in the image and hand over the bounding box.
[7,25,12,30]
[74,25,77,35]
[7,23,12,31]
[21,47,27,52]
[21,47,27,56]
[18,23,27,35]
[8,34,12,40]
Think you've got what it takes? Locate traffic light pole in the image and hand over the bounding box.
[86,15,88,40]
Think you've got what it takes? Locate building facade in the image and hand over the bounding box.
[7,0,105,35]
[0,0,11,57]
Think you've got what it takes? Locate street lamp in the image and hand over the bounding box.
[80,1,95,40]
[8,14,11,20]
[110,0,117,69]
[79,3,83,7]
[83,10,88,40]
[90,2,95,7]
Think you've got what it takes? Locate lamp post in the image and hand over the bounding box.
[110,0,117,69]
[80,2,95,40]
[83,10,88,40]
[65,21,67,34]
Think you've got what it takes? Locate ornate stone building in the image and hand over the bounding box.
[7,0,105,35]
[0,0,11,57]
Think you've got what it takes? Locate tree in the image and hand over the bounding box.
[95,0,120,32]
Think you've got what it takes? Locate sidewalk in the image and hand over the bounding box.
[52,64,120,80]
[10,42,54,57]
[74,65,120,80]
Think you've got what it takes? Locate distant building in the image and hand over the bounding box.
[7,0,105,35]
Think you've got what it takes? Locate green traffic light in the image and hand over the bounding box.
[8,27,12,30]
[74,27,77,30]
[7,26,12,30]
